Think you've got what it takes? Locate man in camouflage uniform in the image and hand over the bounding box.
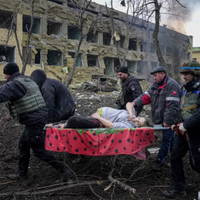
[163,61,200,198]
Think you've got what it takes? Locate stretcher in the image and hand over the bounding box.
[45,127,160,159]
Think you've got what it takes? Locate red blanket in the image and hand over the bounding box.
[45,127,154,158]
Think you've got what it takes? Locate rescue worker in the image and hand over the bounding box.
[132,66,181,171]
[1,63,68,182]
[30,69,76,123]
[116,66,142,111]
[163,61,200,198]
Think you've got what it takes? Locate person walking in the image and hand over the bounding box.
[163,61,200,198]
[1,63,69,182]
[31,69,76,123]
[132,66,181,171]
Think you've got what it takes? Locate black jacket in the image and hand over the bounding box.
[134,75,181,125]
[182,78,200,132]
[122,75,142,103]
[31,70,76,123]
[0,72,47,125]
[117,75,142,109]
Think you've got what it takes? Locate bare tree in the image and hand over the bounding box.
[4,0,35,75]
[65,0,99,87]
[109,0,187,75]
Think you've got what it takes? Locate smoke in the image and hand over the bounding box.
[163,0,200,34]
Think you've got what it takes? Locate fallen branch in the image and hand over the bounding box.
[0,181,14,186]
[105,156,136,194]
[0,180,106,197]
[107,168,136,194]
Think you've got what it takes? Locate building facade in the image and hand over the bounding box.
[192,47,200,63]
[0,0,192,83]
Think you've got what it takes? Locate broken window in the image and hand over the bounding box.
[114,58,120,72]
[87,55,99,67]
[87,30,98,43]
[23,15,41,34]
[34,49,41,64]
[104,57,112,75]
[68,25,81,40]
[0,10,13,29]
[22,47,32,64]
[48,0,63,4]
[68,52,82,67]
[0,45,15,63]
[103,33,111,46]
[127,61,136,73]
[119,35,125,48]
[150,43,155,53]
[47,20,62,36]
[193,58,197,62]
[128,38,137,51]
[47,50,62,66]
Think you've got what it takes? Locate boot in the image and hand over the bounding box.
[8,173,27,180]
[163,189,186,198]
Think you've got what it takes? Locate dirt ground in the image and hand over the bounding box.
[0,90,200,200]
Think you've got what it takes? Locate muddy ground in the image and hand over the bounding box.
[0,90,200,200]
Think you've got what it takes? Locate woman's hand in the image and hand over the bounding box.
[91,111,100,119]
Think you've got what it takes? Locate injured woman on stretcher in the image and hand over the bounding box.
[46,103,153,129]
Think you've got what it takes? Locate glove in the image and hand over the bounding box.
[179,123,187,132]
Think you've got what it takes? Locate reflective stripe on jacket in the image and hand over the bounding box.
[134,76,181,125]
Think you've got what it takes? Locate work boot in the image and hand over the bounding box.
[8,173,27,180]
[163,189,186,198]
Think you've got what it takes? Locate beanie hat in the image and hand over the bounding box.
[118,66,128,74]
[3,63,19,75]
[30,69,47,89]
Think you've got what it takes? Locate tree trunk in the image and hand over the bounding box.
[21,0,35,75]
[65,36,84,87]
[153,0,168,70]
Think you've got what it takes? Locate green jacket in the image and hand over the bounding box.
[180,81,200,121]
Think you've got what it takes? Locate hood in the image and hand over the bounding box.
[30,69,46,89]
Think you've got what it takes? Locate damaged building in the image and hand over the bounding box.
[0,0,192,85]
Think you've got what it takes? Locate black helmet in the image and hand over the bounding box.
[180,61,200,75]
